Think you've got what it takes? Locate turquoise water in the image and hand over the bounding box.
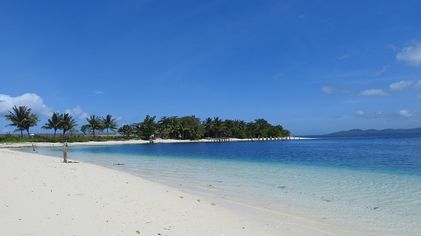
[27,137,421,235]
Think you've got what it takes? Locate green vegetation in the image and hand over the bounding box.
[83,115,103,137]
[42,112,61,137]
[118,116,290,140]
[42,112,77,136]
[102,114,118,135]
[2,105,290,143]
[61,113,77,135]
[4,105,39,137]
[0,134,130,143]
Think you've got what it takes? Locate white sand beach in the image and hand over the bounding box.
[0,136,315,149]
[0,148,347,236]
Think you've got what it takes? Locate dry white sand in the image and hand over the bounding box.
[0,148,348,236]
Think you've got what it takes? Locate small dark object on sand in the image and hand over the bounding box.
[113,163,125,166]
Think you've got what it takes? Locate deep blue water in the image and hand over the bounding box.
[72,136,421,175]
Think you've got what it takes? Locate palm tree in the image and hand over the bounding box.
[157,116,182,139]
[42,112,62,137]
[80,124,91,135]
[102,114,118,135]
[60,113,77,136]
[136,115,156,140]
[4,105,38,137]
[118,124,134,138]
[85,115,103,137]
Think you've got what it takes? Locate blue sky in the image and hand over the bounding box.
[1,0,421,135]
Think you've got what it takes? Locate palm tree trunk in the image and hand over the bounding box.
[20,130,23,138]
[54,129,57,138]
[63,142,68,163]
[26,129,30,137]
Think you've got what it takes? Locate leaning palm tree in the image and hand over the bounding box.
[85,115,103,137]
[4,105,38,137]
[60,113,77,136]
[102,114,118,135]
[42,112,62,137]
[80,124,91,135]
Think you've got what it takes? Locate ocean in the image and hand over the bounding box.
[26,136,421,235]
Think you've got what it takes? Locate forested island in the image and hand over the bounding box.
[1,105,290,143]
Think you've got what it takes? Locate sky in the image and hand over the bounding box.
[1,0,421,135]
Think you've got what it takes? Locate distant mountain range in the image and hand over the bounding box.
[322,127,421,137]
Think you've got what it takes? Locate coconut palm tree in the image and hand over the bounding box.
[60,113,77,136]
[136,115,156,140]
[118,124,134,138]
[102,114,118,135]
[42,112,62,137]
[80,124,91,135]
[157,116,182,139]
[85,115,103,137]
[4,105,38,137]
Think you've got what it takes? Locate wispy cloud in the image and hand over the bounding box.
[415,80,421,88]
[353,110,385,119]
[399,109,413,118]
[0,93,51,116]
[93,90,104,95]
[354,110,417,119]
[272,72,284,81]
[396,42,421,66]
[360,89,388,96]
[65,106,89,120]
[339,53,351,60]
[321,86,349,94]
[354,110,365,116]
[389,80,413,92]
[373,66,387,77]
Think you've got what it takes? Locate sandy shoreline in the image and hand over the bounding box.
[0,136,314,149]
[0,148,349,236]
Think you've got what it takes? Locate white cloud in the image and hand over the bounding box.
[415,80,421,88]
[93,90,104,95]
[65,106,89,120]
[389,80,413,91]
[0,93,51,116]
[399,109,412,118]
[396,43,421,66]
[360,89,388,96]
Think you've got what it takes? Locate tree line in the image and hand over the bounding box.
[3,105,290,140]
[118,116,290,140]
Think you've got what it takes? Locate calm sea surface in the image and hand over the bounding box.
[26,137,421,235]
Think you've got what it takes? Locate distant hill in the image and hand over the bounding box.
[322,127,421,137]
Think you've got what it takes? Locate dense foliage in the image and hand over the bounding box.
[3,105,290,141]
[119,116,290,140]
[42,112,77,136]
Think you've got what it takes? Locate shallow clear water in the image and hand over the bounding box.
[26,137,421,235]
